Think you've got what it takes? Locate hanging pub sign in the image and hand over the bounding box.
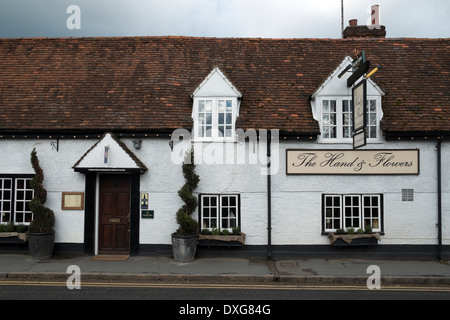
[347,51,371,88]
[353,130,367,149]
[286,149,419,175]
[352,79,367,133]
[352,79,367,150]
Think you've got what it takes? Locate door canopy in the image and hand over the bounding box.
[72,132,147,173]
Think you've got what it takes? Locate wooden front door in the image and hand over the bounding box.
[98,174,131,254]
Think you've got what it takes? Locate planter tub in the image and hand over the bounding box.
[171,234,198,262]
[28,231,55,259]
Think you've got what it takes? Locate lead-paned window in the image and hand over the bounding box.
[324,195,341,230]
[0,176,34,225]
[323,194,382,233]
[195,98,236,140]
[342,99,353,138]
[320,98,380,142]
[367,100,378,139]
[218,100,233,138]
[344,195,360,230]
[200,194,240,232]
[198,100,213,138]
[322,100,337,139]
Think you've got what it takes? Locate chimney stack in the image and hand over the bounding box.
[343,4,386,39]
[371,5,380,26]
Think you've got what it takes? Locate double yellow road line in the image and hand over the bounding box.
[1,280,450,292]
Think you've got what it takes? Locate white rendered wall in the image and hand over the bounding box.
[0,138,448,247]
[135,139,268,246]
[273,140,448,246]
[0,139,86,243]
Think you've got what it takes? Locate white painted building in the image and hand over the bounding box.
[0,31,449,258]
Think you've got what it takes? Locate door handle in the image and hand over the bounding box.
[126,213,130,223]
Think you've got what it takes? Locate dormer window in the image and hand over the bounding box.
[191,67,242,141]
[196,98,236,139]
[311,56,385,143]
[320,97,381,141]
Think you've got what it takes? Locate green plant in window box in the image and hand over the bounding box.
[201,227,242,236]
[15,224,28,233]
[346,227,355,235]
[0,222,29,243]
[329,225,380,246]
[201,229,212,235]
[198,227,246,246]
[5,221,15,232]
[0,221,16,232]
[335,226,375,235]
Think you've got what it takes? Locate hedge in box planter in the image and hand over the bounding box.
[328,227,381,247]
[0,222,28,243]
[28,148,55,259]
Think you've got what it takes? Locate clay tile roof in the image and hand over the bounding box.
[0,36,449,137]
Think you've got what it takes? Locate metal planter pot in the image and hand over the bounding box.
[171,234,198,262]
[27,231,55,260]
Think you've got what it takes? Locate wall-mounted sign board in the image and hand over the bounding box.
[62,192,84,210]
[141,193,149,210]
[286,149,419,175]
[141,210,154,219]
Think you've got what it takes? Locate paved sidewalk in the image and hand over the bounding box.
[1,254,450,286]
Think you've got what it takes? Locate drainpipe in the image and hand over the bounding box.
[437,136,443,260]
[267,130,272,260]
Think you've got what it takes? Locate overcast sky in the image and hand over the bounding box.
[0,0,449,39]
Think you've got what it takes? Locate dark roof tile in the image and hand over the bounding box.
[0,37,449,136]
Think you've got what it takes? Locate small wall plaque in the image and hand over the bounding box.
[141,193,149,210]
[141,210,154,219]
[62,192,84,210]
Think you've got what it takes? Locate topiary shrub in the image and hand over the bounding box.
[174,148,200,236]
[28,148,55,234]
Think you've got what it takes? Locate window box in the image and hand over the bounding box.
[198,233,246,247]
[328,232,381,247]
[0,232,28,244]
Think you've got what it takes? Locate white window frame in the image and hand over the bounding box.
[323,194,382,233]
[318,96,382,144]
[200,194,240,232]
[0,176,34,225]
[193,97,238,142]
[0,178,13,224]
